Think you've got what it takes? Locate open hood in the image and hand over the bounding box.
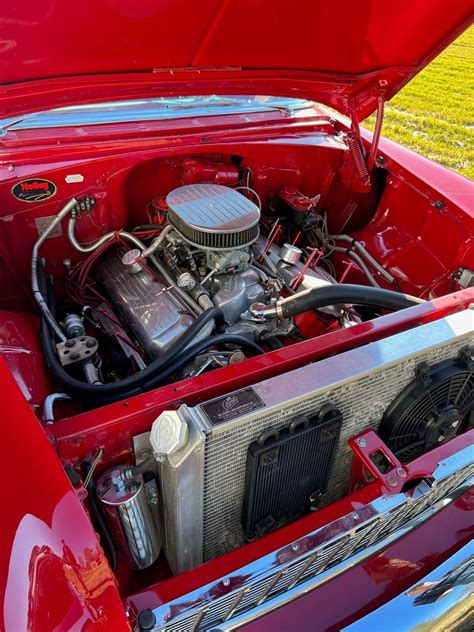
[1,1,472,122]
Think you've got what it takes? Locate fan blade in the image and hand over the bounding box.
[454,374,472,405]
[388,432,420,442]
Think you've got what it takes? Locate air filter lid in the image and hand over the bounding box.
[166,184,260,250]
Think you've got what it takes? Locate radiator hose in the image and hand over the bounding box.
[251,284,424,320]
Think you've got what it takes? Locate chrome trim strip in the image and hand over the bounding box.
[342,540,474,631]
[147,445,474,631]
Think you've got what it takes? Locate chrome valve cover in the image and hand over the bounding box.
[97,248,194,358]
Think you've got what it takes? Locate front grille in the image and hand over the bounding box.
[148,444,474,632]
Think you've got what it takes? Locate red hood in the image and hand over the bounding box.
[1,1,472,121]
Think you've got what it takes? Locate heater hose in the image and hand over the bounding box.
[276,284,424,319]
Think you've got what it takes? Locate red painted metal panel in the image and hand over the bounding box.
[0,364,129,631]
[0,2,472,118]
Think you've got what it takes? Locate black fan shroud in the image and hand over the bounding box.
[379,353,473,463]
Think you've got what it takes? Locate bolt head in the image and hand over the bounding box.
[386,474,397,487]
[65,340,76,348]
[357,438,367,448]
[396,467,407,478]
[137,609,156,631]
[70,351,80,360]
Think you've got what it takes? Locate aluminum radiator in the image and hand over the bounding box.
[155,309,473,574]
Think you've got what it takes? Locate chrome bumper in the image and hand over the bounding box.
[343,540,474,632]
[136,444,473,632]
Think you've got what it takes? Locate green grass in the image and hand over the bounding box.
[366,27,474,179]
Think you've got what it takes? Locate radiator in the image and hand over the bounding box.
[156,309,473,574]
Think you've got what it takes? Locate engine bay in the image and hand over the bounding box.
[21,149,444,410]
[2,142,471,415]
[0,140,472,607]
[1,0,474,624]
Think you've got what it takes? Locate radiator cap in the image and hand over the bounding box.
[150,410,189,461]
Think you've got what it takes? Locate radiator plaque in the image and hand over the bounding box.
[201,388,265,425]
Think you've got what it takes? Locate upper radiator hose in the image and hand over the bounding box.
[251,284,425,320]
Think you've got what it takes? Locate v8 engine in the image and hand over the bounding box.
[95,183,349,377]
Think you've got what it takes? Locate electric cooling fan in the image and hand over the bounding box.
[379,348,473,463]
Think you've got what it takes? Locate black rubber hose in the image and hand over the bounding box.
[140,334,264,389]
[40,309,227,400]
[38,263,227,400]
[42,318,263,405]
[130,457,156,477]
[132,224,164,232]
[277,284,424,319]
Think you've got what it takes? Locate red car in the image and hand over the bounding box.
[0,2,473,631]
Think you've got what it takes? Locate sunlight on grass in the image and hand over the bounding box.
[366,27,473,179]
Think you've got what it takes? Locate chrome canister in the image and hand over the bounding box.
[97,464,160,569]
